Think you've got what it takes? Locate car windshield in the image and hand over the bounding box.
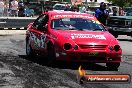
[51,18,106,31]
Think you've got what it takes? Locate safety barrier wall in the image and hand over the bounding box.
[0,17,37,30]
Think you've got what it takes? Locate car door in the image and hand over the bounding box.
[30,14,49,51]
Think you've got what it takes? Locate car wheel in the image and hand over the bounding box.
[26,39,36,58]
[47,44,56,65]
[106,63,120,70]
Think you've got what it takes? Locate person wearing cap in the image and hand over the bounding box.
[95,2,109,26]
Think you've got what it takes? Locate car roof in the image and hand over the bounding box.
[44,10,94,17]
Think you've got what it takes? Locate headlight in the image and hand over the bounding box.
[125,20,131,26]
[114,45,120,51]
[64,43,72,50]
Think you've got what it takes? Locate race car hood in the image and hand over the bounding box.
[55,30,116,45]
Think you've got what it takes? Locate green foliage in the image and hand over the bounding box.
[77,4,81,7]
[107,0,132,7]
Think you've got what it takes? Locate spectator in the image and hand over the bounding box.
[113,7,117,16]
[64,4,70,11]
[70,4,79,12]
[79,3,86,13]
[4,3,9,16]
[119,7,124,16]
[10,0,18,16]
[0,0,5,16]
[24,5,34,17]
[18,0,25,17]
[95,2,109,26]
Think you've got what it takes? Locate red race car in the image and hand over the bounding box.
[26,11,122,69]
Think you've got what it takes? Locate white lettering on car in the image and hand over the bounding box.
[71,34,106,40]
[52,15,94,19]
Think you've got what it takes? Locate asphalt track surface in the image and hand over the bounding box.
[0,31,132,88]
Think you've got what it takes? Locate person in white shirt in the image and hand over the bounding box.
[0,0,5,16]
[10,0,18,16]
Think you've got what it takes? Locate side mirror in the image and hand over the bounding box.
[37,24,47,31]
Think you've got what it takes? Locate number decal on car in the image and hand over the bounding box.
[88,52,99,56]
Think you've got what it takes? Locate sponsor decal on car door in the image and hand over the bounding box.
[30,31,47,50]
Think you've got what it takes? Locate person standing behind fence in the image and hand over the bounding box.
[10,0,18,17]
[70,4,79,12]
[113,7,117,16]
[18,0,25,17]
[0,0,5,16]
[119,7,124,16]
[95,2,109,26]
[79,3,86,13]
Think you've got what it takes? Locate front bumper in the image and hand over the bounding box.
[56,50,122,63]
[108,27,132,34]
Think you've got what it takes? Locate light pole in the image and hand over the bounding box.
[41,0,44,13]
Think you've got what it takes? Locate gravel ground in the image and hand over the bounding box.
[0,32,131,88]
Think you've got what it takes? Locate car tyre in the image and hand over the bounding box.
[106,62,120,70]
[47,44,56,65]
[26,39,36,58]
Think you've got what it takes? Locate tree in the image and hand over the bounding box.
[107,0,132,7]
